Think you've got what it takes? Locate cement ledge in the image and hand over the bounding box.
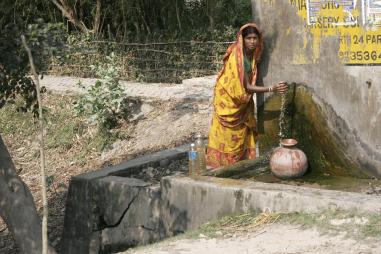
[161,176,381,231]
[74,144,188,180]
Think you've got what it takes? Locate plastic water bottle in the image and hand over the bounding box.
[188,143,198,176]
[195,134,206,174]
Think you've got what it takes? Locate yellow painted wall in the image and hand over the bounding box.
[289,0,381,65]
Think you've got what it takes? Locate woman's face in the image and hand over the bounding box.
[243,32,259,52]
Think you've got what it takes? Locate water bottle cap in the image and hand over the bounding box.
[190,143,195,147]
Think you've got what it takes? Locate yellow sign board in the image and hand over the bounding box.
[289,0,381,65]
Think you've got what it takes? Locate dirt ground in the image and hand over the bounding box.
[120,210,381,254]
[122,223,381,254]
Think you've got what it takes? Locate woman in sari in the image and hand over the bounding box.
[206,23,287,169]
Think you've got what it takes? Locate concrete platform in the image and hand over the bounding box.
[60,146,381,253]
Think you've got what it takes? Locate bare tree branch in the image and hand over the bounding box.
[50,0,90,33]
[21,34,49,254]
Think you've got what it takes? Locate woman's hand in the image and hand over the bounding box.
[271,81,288,94]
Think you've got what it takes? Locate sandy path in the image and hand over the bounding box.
[123,224,381,254]
[40,75,216,101]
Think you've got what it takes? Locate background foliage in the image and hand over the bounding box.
[1,0,253,85]
[0,0,66,113]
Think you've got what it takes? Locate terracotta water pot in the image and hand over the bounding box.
[269,138,308,179]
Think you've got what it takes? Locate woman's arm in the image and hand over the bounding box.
[244,74,287,94]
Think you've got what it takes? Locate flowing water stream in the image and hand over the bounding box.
[278,93,287,144]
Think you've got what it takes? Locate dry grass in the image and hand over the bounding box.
[186,210,280,239]
[215,210,280,234]
[0,92,112,252]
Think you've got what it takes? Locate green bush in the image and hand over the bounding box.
[74,52,125,133]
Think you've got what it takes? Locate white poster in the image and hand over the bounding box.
[363,0,381,27]
[306,0,358,26]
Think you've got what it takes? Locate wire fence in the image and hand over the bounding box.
[49,40,234,83]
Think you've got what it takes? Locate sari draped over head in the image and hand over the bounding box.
[206,23,263,169]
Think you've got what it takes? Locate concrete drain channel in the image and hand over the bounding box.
[61,145,381,254]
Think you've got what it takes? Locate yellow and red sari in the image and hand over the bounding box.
[206,23,263,169]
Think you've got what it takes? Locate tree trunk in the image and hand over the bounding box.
[79,0,84,21]
[50,0,89,34]
[0,135,56,254]
[121,0,128,41]
[137,2,151,34]
[93,0,102,36]
[206,0,215,31]
[175,0,182,33]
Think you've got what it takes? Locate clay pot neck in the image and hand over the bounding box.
[280,138,298,148]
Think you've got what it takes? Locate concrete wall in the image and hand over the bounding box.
[251,1,381,176]
[61,143,381,253]
[60,145,189,254]
[162,176,381,232]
